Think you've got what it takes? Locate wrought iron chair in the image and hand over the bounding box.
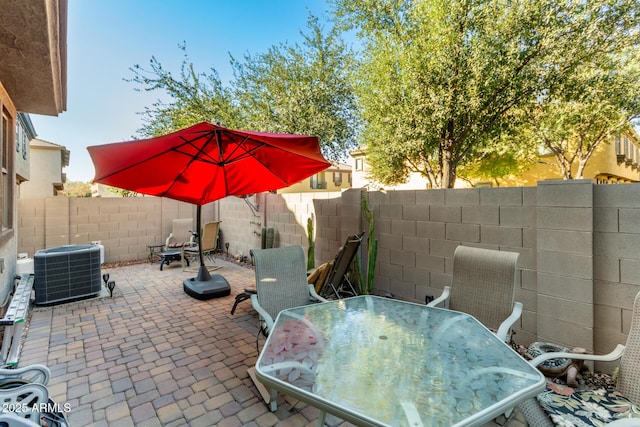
[517,291,640,426]
[427,245,522,342]
[182,220,221,271]
[248,245,327,411]
[159,218,194,270]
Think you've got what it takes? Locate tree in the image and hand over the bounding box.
[332,0,640,188]
[517,52,640,179]
[127,43,240,137]
[59,181,92,198]
[231,14,360,162]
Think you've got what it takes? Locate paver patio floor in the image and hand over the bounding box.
[18,258,525,427]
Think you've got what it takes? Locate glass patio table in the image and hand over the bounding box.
[255,295,545,427]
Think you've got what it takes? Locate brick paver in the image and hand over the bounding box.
[18,258,526,426]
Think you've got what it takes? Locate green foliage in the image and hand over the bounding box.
[127,16,359,163]
[514,49,640,179]
[127,43,240,137]
[59,181,92,198]
[231,14,360,162]
[356,193,377,295]
[307,217,315,270]
[107,187,139,197]
[332,0,640,188]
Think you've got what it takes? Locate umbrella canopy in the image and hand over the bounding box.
[87,122,331,205]
[88,122,330,289]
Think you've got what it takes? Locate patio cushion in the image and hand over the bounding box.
[537,381,640,426]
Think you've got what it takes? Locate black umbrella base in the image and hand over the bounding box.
[183,274,231,300]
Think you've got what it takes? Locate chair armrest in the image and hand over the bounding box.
[496,301,523,342]
[529,343,626,367]
[0,364,50,385]
[427,286,450,308]
[308,284,328,303]
[250,294,275,335]
[165,233,173,250]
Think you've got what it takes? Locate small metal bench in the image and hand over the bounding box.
[0,274,34,367]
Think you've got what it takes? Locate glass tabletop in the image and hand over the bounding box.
[256,295,545,427]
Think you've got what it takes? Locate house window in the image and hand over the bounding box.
[310,172,327,189]
[0,106,14,235]
[355,157,363,171]
[1,110,9,229]
[333,172,342,186]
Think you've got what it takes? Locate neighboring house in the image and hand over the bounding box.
[350,147,433,190]
[19,138,69,198]
[278,163,352,193]
[0,0,67,301]
[498,128,640,187]
[16,113,36,186]
[350,127,640,189]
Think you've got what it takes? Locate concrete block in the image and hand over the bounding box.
[537,179,593,208]
[537,251,592,280]
[594,232,640,259]
[403,266,427,284]
[480,187,523,206]
[428,271,452,290]
[390,250,415,268]
[521,310,537,335]
[621,259,640,285]
[445,188,479,206]
[618,208,640,233]
[416,189,444,205]
[378,204,403,220]
[593,207,619,232]
[538,207,593,231]
[391,219,416,236]
[522,227,537,249]
[523,187,537,207]
[537,272,593,304]
[461,206,499,225]
[389,190,415,205]
[515,287,537,311]
[537,315,593,350]
[403,204,428,221]
[593,281,640,310]
[594,304,623,333]
[378,232,402,251]
[521,269,537,292]
[416,221,445,239]
[402,235,429,254]
[429,239,459,258]
[481,225,522,247]
[593,256,620,283]
[537,229,592,255]
[594,183,640,208]
[500,206,535,227]
[415,253,445,273]
[445,223,480,242]
[430,206,461,223]
[378,262,403,281]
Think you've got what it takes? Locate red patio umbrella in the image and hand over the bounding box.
[87,122,330,297]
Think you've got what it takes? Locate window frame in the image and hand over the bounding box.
[0,84,16,244]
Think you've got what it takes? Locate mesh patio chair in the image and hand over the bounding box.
[517,291,640,426]
[182,220,221,271]
[248,245,327,411]
[427,245,522,342]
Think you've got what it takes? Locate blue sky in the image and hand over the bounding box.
[30,0,332,182]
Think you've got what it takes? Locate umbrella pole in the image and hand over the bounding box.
[195,205,212,282]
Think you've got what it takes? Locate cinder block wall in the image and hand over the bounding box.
[17,182,640,358]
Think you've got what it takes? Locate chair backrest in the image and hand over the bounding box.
[199,221,221,251]
[448,245,519,332]
[165,218,194,249]
[320,232,364,296]
[251,245,312,323]
[618,291,640,403]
